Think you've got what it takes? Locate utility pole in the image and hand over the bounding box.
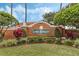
[60,3,63,36]
[25,3,27,23]
[10,3,13,26]
[60,3,62,10]
[23,3,26,27]
[68,3,71,8]
[11,3,13,17]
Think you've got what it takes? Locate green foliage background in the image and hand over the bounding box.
[0,11,18,26]
[54,4,79,27]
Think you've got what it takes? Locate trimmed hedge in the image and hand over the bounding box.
[63,39,74,46]
[27,36,55,44]
[17,38,27,45]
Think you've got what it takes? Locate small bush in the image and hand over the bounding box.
[45,37,55,44]
[37,37,45,43]
[55,38,62,44]
[74,39,79,48]
[27,38,34,44]
[0,39,17,47]
[0,40,6,47]
[0,38,27,47]
[7,40,17,47]
[63,39,74,46]
[17,38,27,45]
[27,36,44,43]
[21,28,27,37]
[13,28,24,41]
[66,31,72,38]
[46,39,55,44]
[55,28,62,38]
[27,36,55,44]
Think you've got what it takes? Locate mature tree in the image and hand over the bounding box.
[54,4,79,27]
[0,11,18,40]
[42,3,62,24]
[43,12,55,24]
[66,3,78,8]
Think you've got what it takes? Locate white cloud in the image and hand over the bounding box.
[0,8,5,11]
[13,5,25,22]
[27,7,53,22]
[13,5,25,15]
[0,5,25,22]
[12,12,18,20]
[5,6,11,14]
[0,6,11,14]
[0,4,53,22]
[27,7,53,14]
[43,7,53,14]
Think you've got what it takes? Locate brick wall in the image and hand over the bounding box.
[3,22,64,39]
[27,23,56,37]
[3,30,15,39]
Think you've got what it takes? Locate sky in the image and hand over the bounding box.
[0,3,25,22]
[27,3,68,22]
[0,3,68,22]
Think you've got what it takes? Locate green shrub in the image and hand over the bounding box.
[0,40,6,47]
[7,40,17,47]
[21,28,27,37]
[27,36,55,44]
[55,28,62,38]
[0,38,27,47]
[27,37,35,43]
[17,38,27,45]
[55,38,62,44]
[63,39,74,46]
[46,39,55,44]
[27,38,34,44]
[74,39,79,48]
[45,37,55,44]
[0,39,17,47]
[37,37,45,43]
[27,36,44,43]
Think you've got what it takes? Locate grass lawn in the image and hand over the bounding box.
[0,44,79,56]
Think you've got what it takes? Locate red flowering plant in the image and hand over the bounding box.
[13,28,24,41]
[66,31,74,39]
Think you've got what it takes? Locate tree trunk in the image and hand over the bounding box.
[0,26,9,41]
[0,33,4,41]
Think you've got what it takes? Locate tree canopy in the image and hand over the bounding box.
[54,4,79,27]
[0,11,19,39]
[0,11,18,26]
[43,12,55,24]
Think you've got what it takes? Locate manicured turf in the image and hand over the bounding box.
[0,44,79,56]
